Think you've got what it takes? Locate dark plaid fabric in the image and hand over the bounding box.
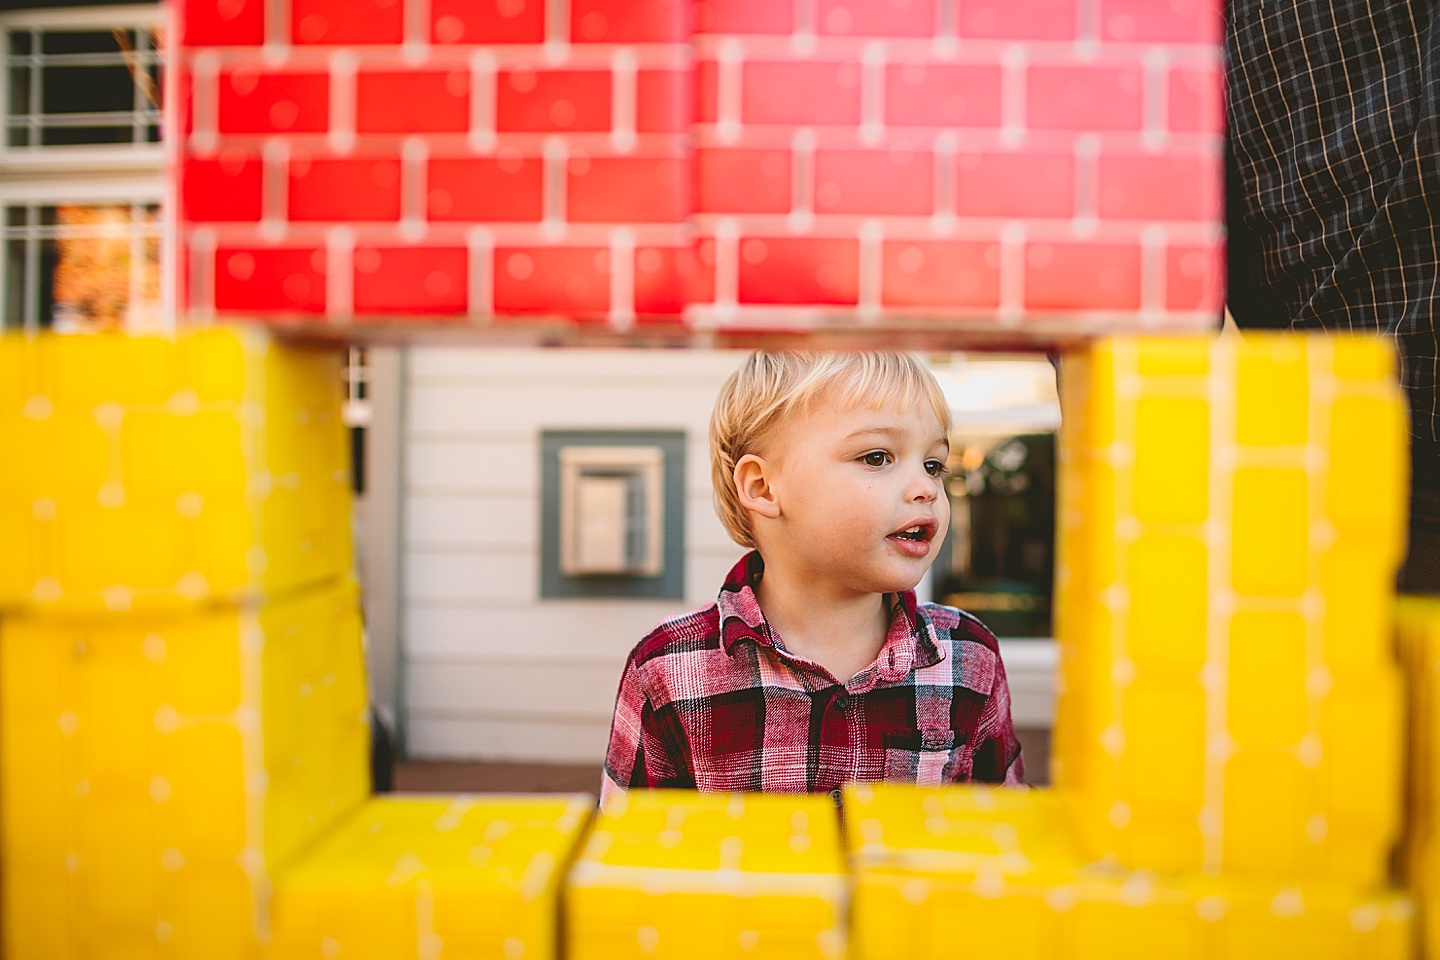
[601,552,1023,802]
[1225,0,1440,590]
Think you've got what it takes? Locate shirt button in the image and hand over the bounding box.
[834,694,849,711]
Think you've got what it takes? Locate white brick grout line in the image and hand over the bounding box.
[264,0,291,53]
[260,138,290,241]
[403,0,430,58]
[467,226,494,319]
[931,130,958,236]
[326,226,355,320]
[716,38,744,146]
[609,226,636,330]
[190,226,217,321]
[789,127,816,234]
[1143,47,1170,150]
[401,136,429,241]
[544,0,570,64]
[541,135,568,242]
[469,50,497,154]
[858,218,883,322]
[859,41,885,147]
[190,51,220,155]
[327,50,357,156]
[610,48,638,155]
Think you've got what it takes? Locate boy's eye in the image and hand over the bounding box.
[861,451,891,467]
[925,459,947,477]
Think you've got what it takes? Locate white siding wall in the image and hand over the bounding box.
[401,348,750,764]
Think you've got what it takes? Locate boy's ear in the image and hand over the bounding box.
[733,454,781,520]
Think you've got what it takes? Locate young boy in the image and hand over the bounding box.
[601,351,1023,801]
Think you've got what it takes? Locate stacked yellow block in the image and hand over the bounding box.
[0,330,350,611]
[567,791,846,959]
[846,783,1413,960]
[1398,598,1440,957]
[267,795,593,960]
[1054,335,1407,882]
[0,330,368,959]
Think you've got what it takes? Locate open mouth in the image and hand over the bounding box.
[889,522,934,542]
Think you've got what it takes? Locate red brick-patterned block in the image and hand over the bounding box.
[292,0,402,44]
[956,149,1075,219]
[882,240,1001,309]
[496,69,612,133]
[694,60,718,124]
[1166,242,1224,311]
[1024,241,1142,311]
[182,154,262,222]
[958,0,1076,39]
[431,0,546,43]
[884,63,1002,128]
[815,148,933,216]
[693,0,791,34]
[1099,0,1222,44]
[289,155,403,222]
[427,156,544,222]
[634,245,712,317]
[697,148,791,214]
[742,62,861,126]
[1169,62,1224,132]
[1097,150,1222,222]
[356,71,469,134]
[493,247,610,315]
[1027,63,1144,132]
[214,247,326,313]
[354,247,469,316]
[183,0,264,45]
[217,71,328,134]
[738,236,859,305]
[568,156,689,223]
[817,0,934,36]
[572,0,688,43]
[637,70,690,133]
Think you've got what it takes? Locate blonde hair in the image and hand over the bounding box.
[709,351,952,548]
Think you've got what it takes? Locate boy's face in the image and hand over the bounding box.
[754,396,950,598]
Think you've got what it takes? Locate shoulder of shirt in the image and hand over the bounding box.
[627,603,722,671]
[917,601,1002,654]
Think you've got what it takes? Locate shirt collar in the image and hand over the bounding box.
[716,551,945,681]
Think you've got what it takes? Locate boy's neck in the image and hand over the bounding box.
[753,560,892,684]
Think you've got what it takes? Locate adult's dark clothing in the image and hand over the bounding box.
[1225,0,1440,591]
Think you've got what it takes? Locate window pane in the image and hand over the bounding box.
[42,64,134,115]
[41,30,124,55]
[9,31,31,55]
[40,125,135,146]
[3,239,22,329]
[6,207,26,227]
[8,65,29,117]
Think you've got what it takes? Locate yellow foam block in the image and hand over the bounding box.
[266,794,593,960]
[0,578,369,960]
[1397,597,1440,958]
[0,328,350,612]
[1053,335,1406,883]
[846,783,1413,960]
[567,790,846,960]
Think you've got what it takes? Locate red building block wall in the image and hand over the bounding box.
[173,0,1224,341]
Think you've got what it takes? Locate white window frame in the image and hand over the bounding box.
[0,3,165,174]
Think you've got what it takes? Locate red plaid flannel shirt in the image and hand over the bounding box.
[602,552,1024,801]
